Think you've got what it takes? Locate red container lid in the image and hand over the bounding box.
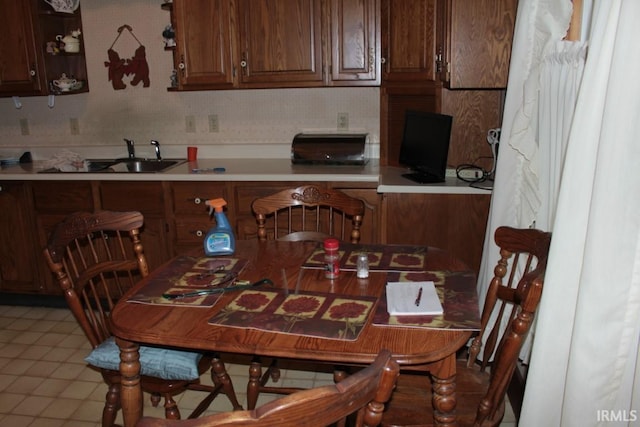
[323,238,340,250]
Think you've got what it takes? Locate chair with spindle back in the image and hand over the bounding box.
[43,210,242,426]
[136,349,399,427]
[381,226,552,427]
[249,185,366,407]
[251,184,365,244]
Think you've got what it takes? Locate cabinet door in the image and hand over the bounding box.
[0,182,41,293]
[381,0,437,84]
[99,182,171,271]
[439,0,517,89]
[0,0,43,96]
[383,193,491,275]
[173,0,236,89]
[236,0,323,86]
[328,0,380,86]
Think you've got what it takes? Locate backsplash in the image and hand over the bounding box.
[0,0,380,161]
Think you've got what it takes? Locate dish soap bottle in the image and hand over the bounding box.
[204,198,235,256]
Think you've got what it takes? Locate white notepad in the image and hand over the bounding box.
[386,281,443,316]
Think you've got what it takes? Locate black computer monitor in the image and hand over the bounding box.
[399,110,453,184]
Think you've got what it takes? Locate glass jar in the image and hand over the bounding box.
[356,253,369,278]
[323,238,340,280]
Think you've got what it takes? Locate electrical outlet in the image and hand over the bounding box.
[445,168,457,178]
[337,112,349,131]
[69,118,80,135]
[185,115,196,133]
[208,114,219,132]
[458,169,483,180]
[19,118,29,135]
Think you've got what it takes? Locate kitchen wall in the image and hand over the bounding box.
[0,0,380,161]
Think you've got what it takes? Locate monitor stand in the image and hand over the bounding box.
[401,171,445,184]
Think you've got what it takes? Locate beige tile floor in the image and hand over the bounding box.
[0,305,517,426]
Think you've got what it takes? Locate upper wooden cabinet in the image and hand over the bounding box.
[237,0,323,87]
[438,0,517,89]
[0,0,89,97]
[0,1,42,96]
[173,0,236,90]
[167,0,380,89]
[381,0,438,84]
[328,0,380,86]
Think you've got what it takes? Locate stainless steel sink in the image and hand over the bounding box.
[108,159,184,173]
[38,158,186,173]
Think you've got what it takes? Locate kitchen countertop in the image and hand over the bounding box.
[0,159,491,195]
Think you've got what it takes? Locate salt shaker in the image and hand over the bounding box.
[356,253,369,278]
[323,238,340,279]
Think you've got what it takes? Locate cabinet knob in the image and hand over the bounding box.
[240,60,247,68]
[195,230,204,237]
[178,62,186,70]
[194,197,202,204]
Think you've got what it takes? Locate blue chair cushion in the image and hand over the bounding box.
[85,337,203,381]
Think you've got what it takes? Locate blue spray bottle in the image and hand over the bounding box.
[204,198,235,256]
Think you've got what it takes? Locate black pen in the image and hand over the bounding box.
[414,287,423,306]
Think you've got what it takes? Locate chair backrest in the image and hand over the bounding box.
[136,349,399,427]
[251,185,365,243]
[43,210,149,349]
[467,226,552,425]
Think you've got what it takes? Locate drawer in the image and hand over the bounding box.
[171,182,227,215]
[175,218,213,243]
[233,183,326,215]
[32,181,94,212]
[100,182,165,213]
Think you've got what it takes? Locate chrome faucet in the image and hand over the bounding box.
[124,138,135,159]
[150,140,162,160]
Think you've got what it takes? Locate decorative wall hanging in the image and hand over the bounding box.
[104,25,150,90]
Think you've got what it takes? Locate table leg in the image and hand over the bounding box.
[211,356,243,410]
[247,359,262,410]
[431,355,458,427]
[116,337,143,427]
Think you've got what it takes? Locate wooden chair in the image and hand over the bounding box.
[251,185,365,244]
[136,349,399,427]
[381,226,552,427]
[249,185,366,407]
[43,210,242,427]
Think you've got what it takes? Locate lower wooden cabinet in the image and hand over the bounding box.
[0,182,41,293]
[1,178,489,295]
[383,192,490,274]
[99,182,171,272]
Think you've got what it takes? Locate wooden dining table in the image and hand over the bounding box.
[110,239,480,427]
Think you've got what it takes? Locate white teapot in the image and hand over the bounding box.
[53,73,77,92]
[56,30,81,53]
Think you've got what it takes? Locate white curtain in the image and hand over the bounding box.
[476,0,574,361]
[521,1,640,425]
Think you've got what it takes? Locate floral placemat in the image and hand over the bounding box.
[302,243,428,272]
[127,256,248,307]
[372,271,481,331]
[208,290,377,341]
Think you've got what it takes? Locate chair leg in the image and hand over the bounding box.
[211,355,243,410]
[102,383,120,427]
[150,392,161,407]
[163,394,180,420]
